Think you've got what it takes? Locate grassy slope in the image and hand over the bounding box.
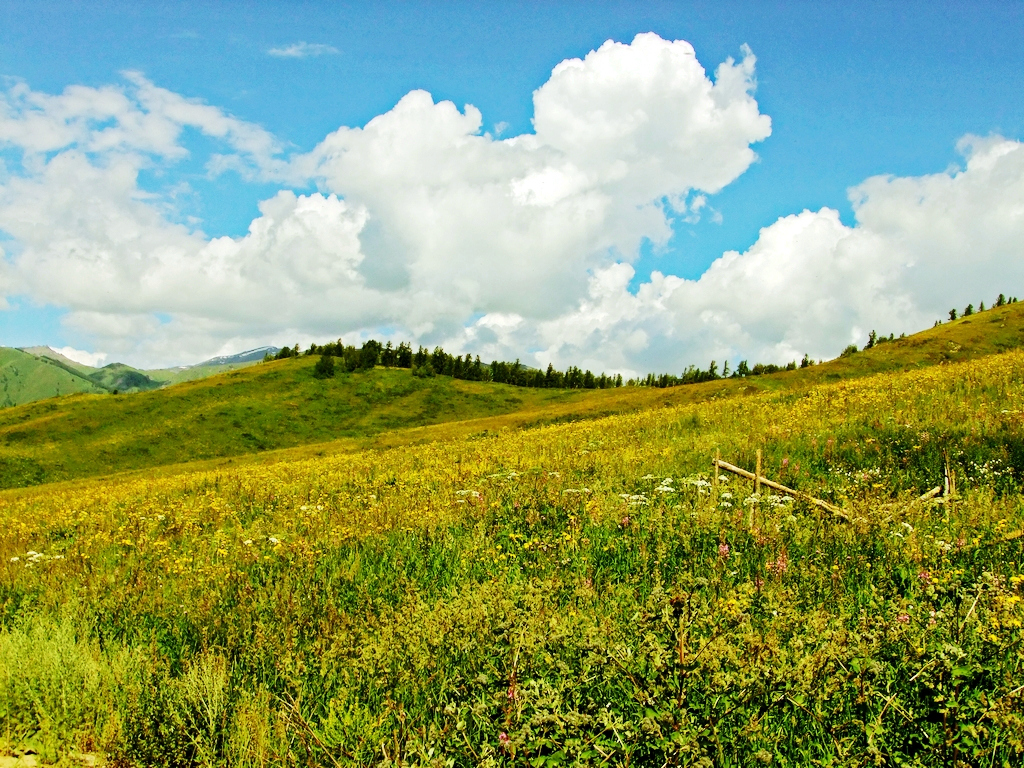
[0,348,105,409]
[83,363,162,393]
[19,346,97,377]
[3,301,1024,490]
[1,342,1023,764]
[146,361,257,385]
[0,359,595,488]
[9,347,264,402]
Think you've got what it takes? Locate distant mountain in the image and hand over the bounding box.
[146,347,279,386]
[194,346,280,367]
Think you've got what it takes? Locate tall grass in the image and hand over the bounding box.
[0,351,1023,765]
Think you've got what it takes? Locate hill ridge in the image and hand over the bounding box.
[1,299,1024,490]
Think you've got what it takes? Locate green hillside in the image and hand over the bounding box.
[800,301,1024,378]
[19,346,97,377]
[0,348,105,408]
[2,332,1024,766]
[3,300,1024,490]
[4,346,272,406]
[0,358,600,488]
[81,362,161,393]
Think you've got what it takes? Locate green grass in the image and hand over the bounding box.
[1,307,1023,765]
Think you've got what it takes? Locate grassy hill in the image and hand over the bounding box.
[0,358,603,488]
[0,348,106,408]
[1,337,1022,765]
[3,346,275,407]
[799,301,1024,378]
[19,346,98,377]
[3,301,1024,490]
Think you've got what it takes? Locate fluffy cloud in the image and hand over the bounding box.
[0,72,282,172]
[1,161,375,335]
[515,135,1024,374]
[297,34,770,326]
[1,33,1020,374]
[1,34,773,366]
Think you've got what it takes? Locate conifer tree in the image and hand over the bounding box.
[396,342,413,368]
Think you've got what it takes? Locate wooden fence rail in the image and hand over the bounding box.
[712,453,961,525]
[712,456,850,521]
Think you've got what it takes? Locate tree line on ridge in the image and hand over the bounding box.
[265,291,1019,392]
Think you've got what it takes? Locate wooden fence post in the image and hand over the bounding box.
[755,449,762,495]
[713,450,720,493]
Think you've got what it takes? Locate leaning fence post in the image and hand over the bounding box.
[755,449,762,496]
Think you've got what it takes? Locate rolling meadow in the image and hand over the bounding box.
[1,316,1024,766]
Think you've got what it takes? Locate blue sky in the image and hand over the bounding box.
[1,1,1023,371]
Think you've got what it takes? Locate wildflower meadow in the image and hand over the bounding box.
[1,350,1023,766]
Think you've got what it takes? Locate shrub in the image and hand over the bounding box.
[312,353,335,379]
[411,363,435,378]
[0,615,114,761]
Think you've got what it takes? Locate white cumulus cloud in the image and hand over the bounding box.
[1,33,1019,375]
[0,33,773,366]
[511,135,1024,375]
[295,33,770,327]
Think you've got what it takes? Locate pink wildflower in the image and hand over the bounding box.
[768,549,789,576]
[896,613,911,624]
[718,542,730,559]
